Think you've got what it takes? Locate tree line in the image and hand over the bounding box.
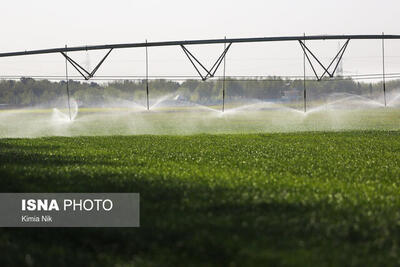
[0,77,398,107]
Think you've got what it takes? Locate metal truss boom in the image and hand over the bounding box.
[181,42,232,81]
[60,49,113,80]
[299,39,350,81]
[0,34,396,114]
[1,35,400,58]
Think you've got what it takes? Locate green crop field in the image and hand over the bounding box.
[1,131,400,266]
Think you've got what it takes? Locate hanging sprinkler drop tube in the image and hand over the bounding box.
[64,45,72,120]
[382,32,387,107]
[145,39,149,111]
[222,36,227,113]
[303,33,307,113]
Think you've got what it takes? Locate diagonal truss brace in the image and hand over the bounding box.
[60,48,113,80]
[299,39,350,81]
[181,43,232,81]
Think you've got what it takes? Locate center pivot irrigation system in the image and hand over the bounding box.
[0,34,399,119]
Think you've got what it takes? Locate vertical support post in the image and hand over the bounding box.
[145,39,149,110]
[64,45,72,120]
[222,36,227,113]
[303,33,307,113]
[382,32,387,107]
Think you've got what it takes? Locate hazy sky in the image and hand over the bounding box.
[0,0,399,79]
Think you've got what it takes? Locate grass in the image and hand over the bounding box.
[1,131,400,266]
